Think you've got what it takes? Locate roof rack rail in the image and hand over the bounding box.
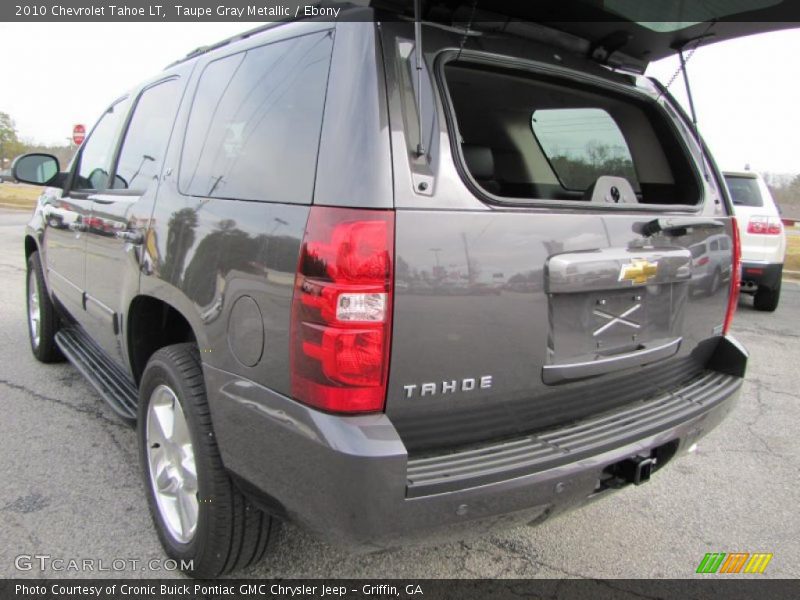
[163,1,366,70]
[163,21,285,70]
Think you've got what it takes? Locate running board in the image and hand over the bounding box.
[55,327,138,425]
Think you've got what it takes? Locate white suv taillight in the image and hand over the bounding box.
[290,207,394,413]
[723,218,741,335]
[746,215,783,235]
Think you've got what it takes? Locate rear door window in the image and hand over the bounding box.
[725,175,764,207]
[180,31,333,204]
[113,79,182,191]
[531,108,639,192]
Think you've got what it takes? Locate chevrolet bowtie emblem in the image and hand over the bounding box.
[619,259,658,285]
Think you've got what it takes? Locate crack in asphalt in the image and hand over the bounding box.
[0,263,25,274]
[740,379,790,457]
[1,492,51,514]
[735,325,800,340]
[747,377,795,399]
[0,378,128,430]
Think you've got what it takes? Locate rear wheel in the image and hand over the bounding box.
[138,343,276,577]
[754,281,781,312]
[26,251,64,363]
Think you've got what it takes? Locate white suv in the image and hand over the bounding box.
[724,171,787,311]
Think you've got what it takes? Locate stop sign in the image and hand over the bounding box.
[72,124,86,145]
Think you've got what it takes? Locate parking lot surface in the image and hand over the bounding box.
[0,207,797,579]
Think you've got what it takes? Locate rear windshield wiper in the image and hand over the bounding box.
[640,217,724,237]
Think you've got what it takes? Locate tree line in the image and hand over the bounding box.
[764,173,800,218]
[0,111,76,173]
[1,109,798,217]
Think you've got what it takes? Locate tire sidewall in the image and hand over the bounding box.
[137,352,214,568]
[754,282,781,311]
[26,256,41,355]
[25,251,63,363]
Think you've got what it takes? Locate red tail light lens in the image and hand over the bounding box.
[723,217,741,335]
[747,216,783,235]
[695,256,710,266]
[290,207,394,413]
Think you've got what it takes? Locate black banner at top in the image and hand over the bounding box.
[3,0,800,22]
[5,1,351,21]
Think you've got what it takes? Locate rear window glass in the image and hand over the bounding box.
[531,108,639,192]
[725,176,764,207]
[180,31,333,204]
[442,61,700,206]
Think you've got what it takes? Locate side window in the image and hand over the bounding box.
[721,237,730,251]
[710,240,720,251]
[74,98,131,191]
[180,31,333,204]
[531,108,639,192]
[113,79,182,191]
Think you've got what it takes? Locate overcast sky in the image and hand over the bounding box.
[1,23,798,174]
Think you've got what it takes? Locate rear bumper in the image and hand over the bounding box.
[205,336,747,550]
[741,262,782,289]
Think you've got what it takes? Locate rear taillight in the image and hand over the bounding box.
[723,218,741,335]
[695,256,710,266]
[290,206,394,413]
[747,215,783,235]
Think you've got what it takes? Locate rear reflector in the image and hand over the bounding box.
[747,215,783,235]
[723,217,741,335]
[290,207,394,413]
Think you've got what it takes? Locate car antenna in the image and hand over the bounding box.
[413,0,426,157]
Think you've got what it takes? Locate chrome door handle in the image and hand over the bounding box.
[542,338,683,385]
[115,230,144,244]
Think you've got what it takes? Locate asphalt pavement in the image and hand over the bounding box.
[0,207,797,579]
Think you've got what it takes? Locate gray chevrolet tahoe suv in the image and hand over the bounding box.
[17,2,780,578]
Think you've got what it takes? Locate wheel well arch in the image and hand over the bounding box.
[127,295,198,384]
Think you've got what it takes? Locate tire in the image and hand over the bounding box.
[754,281,781,312]
[26,251,64,363]
[137,343,276,578]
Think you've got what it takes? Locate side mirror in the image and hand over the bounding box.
[12,153,61,186]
